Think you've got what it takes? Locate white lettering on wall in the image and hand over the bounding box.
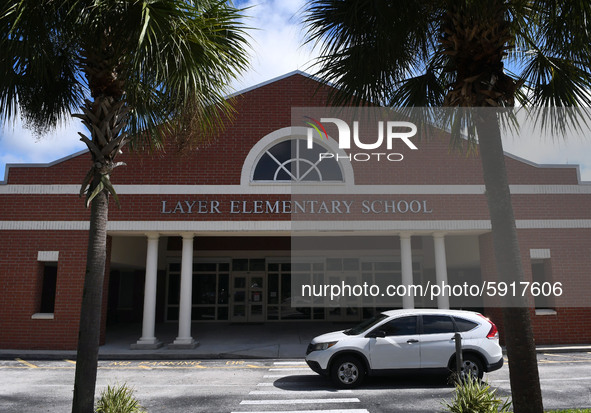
[161,199,433,215]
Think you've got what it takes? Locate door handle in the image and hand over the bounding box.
[407,339,419,344]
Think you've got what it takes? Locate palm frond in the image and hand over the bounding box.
[0,0,85,134]
[304,0,438,106]
[123,0,250,148]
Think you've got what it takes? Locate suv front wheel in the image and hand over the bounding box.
[331,356,366,388]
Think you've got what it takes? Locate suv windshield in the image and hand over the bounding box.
[344,313,388,335]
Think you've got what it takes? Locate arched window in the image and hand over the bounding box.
[252,138,343,182]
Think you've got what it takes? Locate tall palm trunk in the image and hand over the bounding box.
[72,185,109,413]
[71,92,127,412]
[476,110,543,413]
[440,2,543,410]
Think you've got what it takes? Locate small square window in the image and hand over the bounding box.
[531,260,554,309]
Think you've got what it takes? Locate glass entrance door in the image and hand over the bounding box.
[230,274,265,322]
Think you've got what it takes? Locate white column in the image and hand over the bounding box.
[171,233,197,348]
[433,233,450,309]
[400,233,414,309]
[132,233,163,349]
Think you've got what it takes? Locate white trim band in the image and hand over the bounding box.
[2,183,591,195]
[3,219,591,232]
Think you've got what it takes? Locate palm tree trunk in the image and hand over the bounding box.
[476,110,543,413]
[72,183,109,413]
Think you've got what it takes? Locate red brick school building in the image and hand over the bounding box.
[1,72,590,350]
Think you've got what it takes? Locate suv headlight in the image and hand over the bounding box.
[311,341,338,352]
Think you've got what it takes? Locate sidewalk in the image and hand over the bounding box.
[1,321,590,360]
[0,322,353,360]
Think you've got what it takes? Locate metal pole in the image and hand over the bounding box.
[454,332,463,380]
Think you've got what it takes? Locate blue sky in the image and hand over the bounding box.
[2,0,591,182]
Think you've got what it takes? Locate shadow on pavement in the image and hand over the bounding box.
[272,372,456,391]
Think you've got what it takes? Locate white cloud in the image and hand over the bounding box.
[503,137,591,181]
[0,116,87,180]
[500,112,591,181]
[231,0,317,91]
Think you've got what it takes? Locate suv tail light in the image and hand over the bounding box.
[478,314,499,339]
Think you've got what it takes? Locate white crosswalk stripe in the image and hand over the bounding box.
[249,389,353,395]
[232,410,369,413]
[273,361,308,365]
[256,382,320,386]
[240,398,360,405]
[233,364,370,413]
[268,367,311,371]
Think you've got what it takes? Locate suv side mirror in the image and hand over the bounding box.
[366,329,387,338]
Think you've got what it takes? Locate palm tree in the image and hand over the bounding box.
[1,1,249,411]
[303,1,591,412]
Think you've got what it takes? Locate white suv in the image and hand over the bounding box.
[305,309,503,387]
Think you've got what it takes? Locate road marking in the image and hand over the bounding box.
[240,398,360,405]
[134,361,206,367]
[232,410,369,413]
[11,384,251,388]
[249,390,352,395]
[256,382,321,387]
[263,374,315,378]
[0,363,284,371]
[15,358,37,368]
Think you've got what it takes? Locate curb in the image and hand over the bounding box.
[2,345,590,361]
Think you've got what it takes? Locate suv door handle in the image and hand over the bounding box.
[407,339,419,344]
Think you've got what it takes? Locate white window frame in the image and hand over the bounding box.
[241,126,355,186]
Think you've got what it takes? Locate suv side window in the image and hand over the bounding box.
[422,315,455,334]
[453,317,478,332]
[380,316,418,336]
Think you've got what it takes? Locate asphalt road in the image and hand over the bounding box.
[1,353,590,412]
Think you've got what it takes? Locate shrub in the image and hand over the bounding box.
[95,383,145,413]
[442,378,511,413]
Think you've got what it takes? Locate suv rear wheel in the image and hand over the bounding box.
[331,356,365,388]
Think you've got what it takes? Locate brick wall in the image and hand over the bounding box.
[479,230,591,344]
[0,230,111,350]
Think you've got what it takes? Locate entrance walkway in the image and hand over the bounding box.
[0,322,356,360]
[105,322,356,359]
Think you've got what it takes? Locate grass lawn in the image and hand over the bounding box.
[508,408,591,412]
